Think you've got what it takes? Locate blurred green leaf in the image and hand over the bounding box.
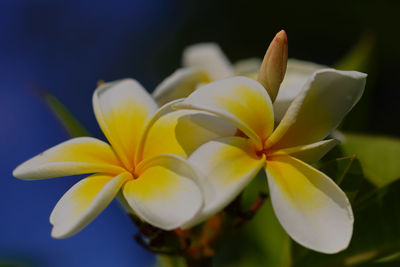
[214,173,291,267]
[339,133,400,187]
[334,32,375,72]
[38,90,90,137]
[155,255,186,267]
[294,179,400,266]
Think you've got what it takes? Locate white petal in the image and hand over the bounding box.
[265,69,367,150]
[265,155,353,253]
[50,172,130,238]
[184,137,265,228]
[274,59,326,121]
[182,43,233,80]
[271,139,339,163]
[13,137,124,180]
[123,154,202,230]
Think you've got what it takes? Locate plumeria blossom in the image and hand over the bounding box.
[174,65,367,252]
[151,32,325,123]
[12,79,237,238]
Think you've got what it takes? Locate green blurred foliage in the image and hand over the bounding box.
[214,173,291,267]
[39,91,90,137]
[340,133,400,187]
[334,33,375,72]
[155,255,186,267]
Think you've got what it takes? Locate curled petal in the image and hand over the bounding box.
[13,137,124,180]
[265,155,353,253]
[182,43,233,80]
[184,137,265,228]
[50,172,130,238]
[152,68,211,106]
[174,77,274,149]
[93,79,158,169]
[123,154,202,230]
[265,69,367,150]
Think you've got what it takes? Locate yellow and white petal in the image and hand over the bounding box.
[152,68,211,106]
[265,155,353,253]
[141,110,236,160]
[174,77,274,149]
[274,59,326,121]
[182,43,233,80]
[265,69,367,150]
[93,79,158,170]
[13,137,124,180]
[50,172,131,238]
[184,137,265,228]
[123,154,202,230]
[270,139,339,164]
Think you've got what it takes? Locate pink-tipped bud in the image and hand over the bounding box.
[257,30,288,102]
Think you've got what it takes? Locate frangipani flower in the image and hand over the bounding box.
[13,79,210,238]
[174,69,367,253]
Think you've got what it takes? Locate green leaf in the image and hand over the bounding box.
[334,32,375,72]
[339,133,400,187]
[38,90,90,137]
[294,179,400,266]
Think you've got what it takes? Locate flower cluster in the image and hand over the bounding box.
[13,30,366,254]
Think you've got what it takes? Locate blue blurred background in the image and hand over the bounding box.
[1,0,399,266]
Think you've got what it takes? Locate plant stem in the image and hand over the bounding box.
[234,192,269,227]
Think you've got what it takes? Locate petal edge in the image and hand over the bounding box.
[265,155,353,253]
[50,172,130,238]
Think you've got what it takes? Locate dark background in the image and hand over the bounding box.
[1,0,399,266]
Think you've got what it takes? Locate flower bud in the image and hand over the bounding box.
[257,30,288,102]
